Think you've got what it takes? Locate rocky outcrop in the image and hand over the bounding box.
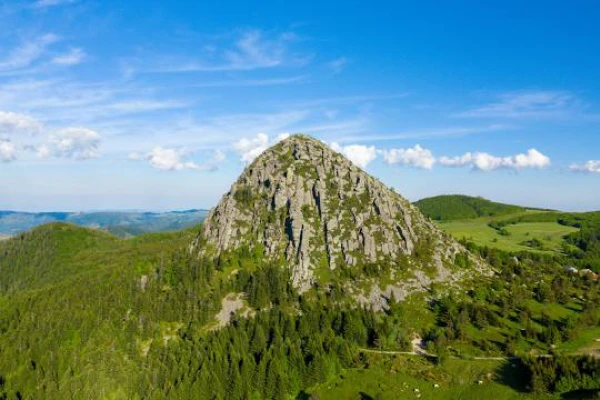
[195,135,485,294]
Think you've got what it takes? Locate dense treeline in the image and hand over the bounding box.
[523,355,600,393]
[414,195,525,221]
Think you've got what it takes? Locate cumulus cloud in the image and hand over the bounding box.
[569,160,600,174]
[0,111,42,135]
[331,142,377,169]
[233,132,290,164]
[0,140,17,162]
[140,147,224,171]
[52,47,86,65]
[49,127,100,159]
[382,144,435,169]
[439,149,550,171]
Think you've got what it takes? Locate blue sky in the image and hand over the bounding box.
[0,0,599,212]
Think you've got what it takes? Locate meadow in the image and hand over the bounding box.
[439,219,578,254]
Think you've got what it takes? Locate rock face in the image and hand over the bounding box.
[195,135,485,294]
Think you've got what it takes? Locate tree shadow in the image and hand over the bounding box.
[560,389,600,399]
[494,359,530,393]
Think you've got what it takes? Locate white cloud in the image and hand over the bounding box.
[0,111,42,135]
[569,160,600,174]
[0,33,60,71]
[331,142,377,169]
[146,147,189,170]
[439,148,550,171]
[232,133,290,164]
[128,152,142,161]
[144,147,224,171]
[0,140,17,162]
[52,48,85,65]
[50,127,101,160]
[233,133,269,164]
[34,144,51,158]
[456,91,577,119]
[382,144,435,169]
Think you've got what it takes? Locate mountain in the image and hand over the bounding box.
[414,194,528,221]
[0,209,208,237]
[196,135,488,304]
[1,135,600,399]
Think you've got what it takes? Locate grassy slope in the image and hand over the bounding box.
[440,219,578,254]
[414,196,579,255]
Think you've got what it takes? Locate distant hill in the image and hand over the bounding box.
[414,195,528,221]
[0,209,208,237]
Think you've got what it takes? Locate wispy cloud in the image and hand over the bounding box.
[0,33,60,72]
[326,57,348,74]
[52,47,86,65]
[455,91,579,119]
[187,75,308,88]
[334,124,510,143]
[149,29,310,73]
[569,160,600,174]
[32,0,77,8]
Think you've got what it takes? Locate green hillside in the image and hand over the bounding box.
[1,221,600,399]
[413,196,600,263]
[414,195,527,221]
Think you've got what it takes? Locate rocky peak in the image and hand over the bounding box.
[195,134,486,295]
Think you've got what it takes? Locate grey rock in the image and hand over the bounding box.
[195,135,488,296]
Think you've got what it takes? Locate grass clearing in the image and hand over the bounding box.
[309,354,535,399]
[439,219,578,254]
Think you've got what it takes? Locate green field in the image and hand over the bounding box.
[439,219,578,254]
[309,355,535,399]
